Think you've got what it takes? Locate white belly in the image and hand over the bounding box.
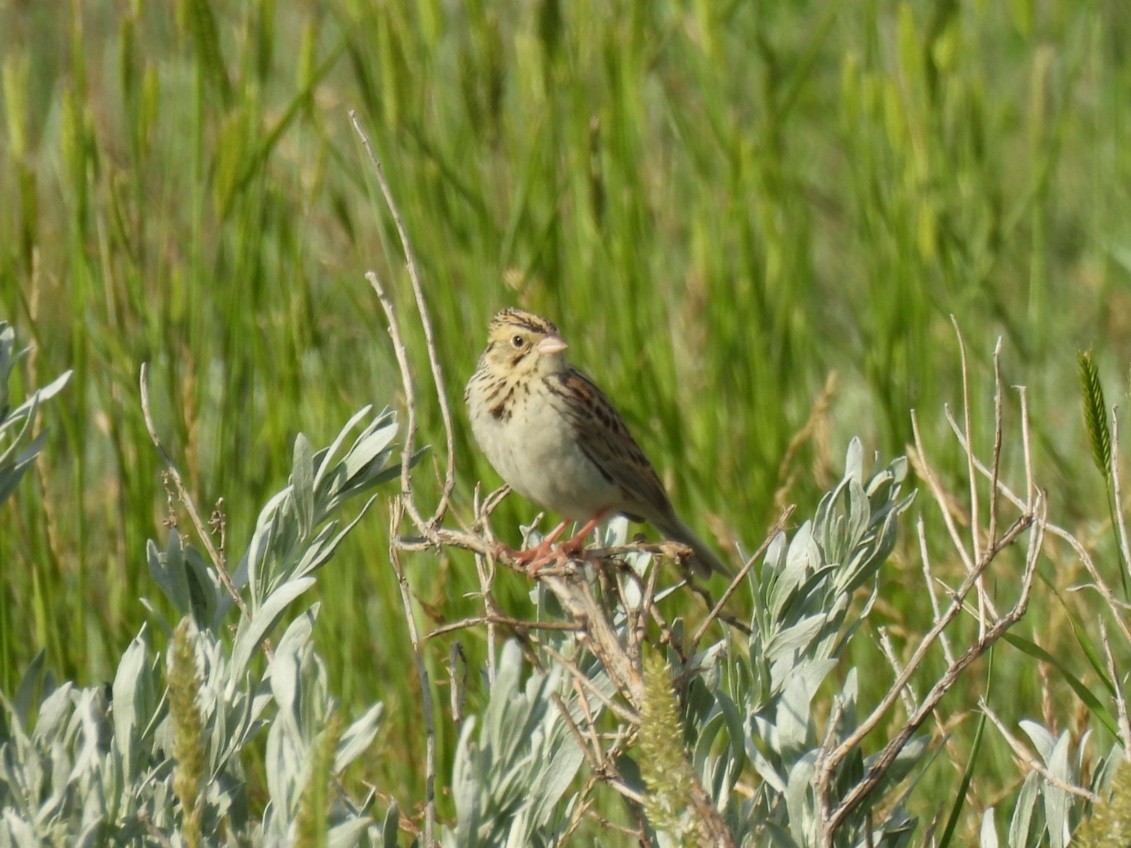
[470,395,622,520]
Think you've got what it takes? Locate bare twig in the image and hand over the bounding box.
[979,701,1099,803]
[1100,622,1131,755]
[908,411,975,574]
[950,317,991,633]
[426,615,585,640]
[815,333,1051,845]
[989,337,1004,550]
[540,642,639,725]
[692,507,794,647]
[366,270,435,539]
[349,111,456,529]
[471,484,500,681]
[387,497,436,846]
[951,318,982,571]
[917,515,956,666]
[821,496,1044,841]
[942,403,1131,643]
[139,363,250,623]
[1110,413,1131,592]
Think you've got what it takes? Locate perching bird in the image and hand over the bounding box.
[465,308,729,576]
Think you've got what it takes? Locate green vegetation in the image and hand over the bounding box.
[2,0,1129,843]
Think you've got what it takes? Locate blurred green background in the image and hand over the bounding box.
[1,0,1128,837]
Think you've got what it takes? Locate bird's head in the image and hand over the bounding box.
[482,308,569,378]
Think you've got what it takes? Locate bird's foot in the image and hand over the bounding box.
[500,514,611,575]
[555,515,604,559]
[495,520,570,575]
[515,538,561,575]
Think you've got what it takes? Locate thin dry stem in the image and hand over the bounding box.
[1100,621,1131,755]
[950,317,983,574]
[350,110,456,529]
[1110,413,1131,591]
[944,401,1131,643]
[917,515,956,666]
[387,497,436,846]
[816,336,1048,846]
[989,337,1004,550]
[979,701,1099,803]
[692,506,795,647]
[366,270,434,542]
[139,363,251,625]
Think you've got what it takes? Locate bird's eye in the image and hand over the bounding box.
[511,335,525,348]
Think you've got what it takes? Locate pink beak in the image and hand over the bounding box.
[536,334,568,355]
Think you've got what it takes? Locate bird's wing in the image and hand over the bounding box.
[546,368,673,519]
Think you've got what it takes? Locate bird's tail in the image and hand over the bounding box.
[654,514,731,578]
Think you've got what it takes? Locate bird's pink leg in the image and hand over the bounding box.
[555,514,606,557]
[505,520,570,567]
[504,513,609,574]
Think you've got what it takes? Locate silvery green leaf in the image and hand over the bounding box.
[0,367,71,433]
[769,523,817,618]
[1090,742,1124,794]
[0,814,38,848]
[312,405,376,492]
[319,411,405,507]
[1075,729,1093,776]
[12,652,48,724]
[713,687,747,770]
[776,660,835,754]
[32,682,72,746]
[147,534,188,614]
[327,814,380,845]
[784,751,817,845]
[757,531,788,596]
[450,717,481,833]
[264,720,293,818]
[867,455,908,495]
[0,433,45,506]
[1043,731,1071,848]
[27,368,71,404]
[979,808,999,848]
[1018,720,1055,762]
[381,802,401,848]
[269,652,302,730]
[328,818,377,848]
[335,702,384,772]
[181,543,222,627]
[294,495,378,579]
[527,752,583,833]
[292,433,316,539]
[68,689,106,781]
[865,731,927,791]
[843,437,864,482]
[274,604,318,659]
[764,614,826,665]
[1008,772,1040,847]
[244,500,282,604]
[230,577,316,678]
[331,411,399,488]
[746,730,787,793]
[111,633,150,780]
[75,819,110,848]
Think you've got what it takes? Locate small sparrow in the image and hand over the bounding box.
[465,308,729,576]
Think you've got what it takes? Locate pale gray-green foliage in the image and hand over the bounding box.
[443,641,587,848]
[0,321,71,508]
[0,366,400,845]
[658,440,922,848]
[977,729,1121,848]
